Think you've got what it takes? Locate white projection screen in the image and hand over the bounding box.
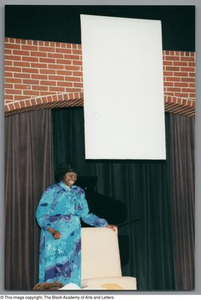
[81,15,166,160]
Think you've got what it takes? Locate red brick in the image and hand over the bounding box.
[64,54,80,60]
[6,78,21,84]
[66,88,83,93]
[168,88,181,92]
[165,56,180,61]
[166,66,180,71]
[74,83,83,88]
[65,65,80,71]
[182,88,195,92]
[5,55,22,61]
[14,96,27,101]
[15,73,31,79]
[72,49,82,55]
[9,104,15,111]
[40,69,56,75]
[174,82,188,87]
[175,93,188,98]
[5,44,21,50]
[72,60,82,66]
[39,46,55,52]
[22,56,39,62]
[73,71,83,77]
[48,53,63,59]
[23,79,40,85]
[57,82,73,87]
[56,59,72,65]
[174,72,188,77]
[163,71,173,76]
[22,68,39,74]
[190,93,196,98]
[13,50,30,56]
[40,58,56,63]
[23,90,40,96]
[189,73,195,77]
[31,63,48,69]
[31,51,47,57]
[5,83,13,89]
[40,80,57,86]
[163,61,173,66]
[12,101,22,108]
[181,57,194,62]
[40,92,55,96]
[21,45,38,51]
[164,82,174,87]
[189,62,195,67]
[65,76,81,82]
[49,87,65,92]
[5,61,13,66]
[48,64,64,70]
[20,100,26,107]
[56,48,72,54]
[49,75,65,81]
[25,99,32,107]
[5,49,12,55]
[166,77,181,82]
[189,83,195,88]
[5,66,21,72]
[15,84,31,90]
[173,62,187,66]
[32,85,49,91]
[57,70,72,76]
[5,89,22,95]
[4,72,13,77]
[13,62,30,67]
[181,67,195,72]
[5,95,14,101]
[181,78,195,83]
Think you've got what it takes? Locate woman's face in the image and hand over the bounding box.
[63,172,77,188]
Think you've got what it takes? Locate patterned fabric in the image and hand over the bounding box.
[36,181,108,286]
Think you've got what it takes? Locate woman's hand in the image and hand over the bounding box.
[47,227,62,239]
[53,231,62,239]
[106,224,117,231]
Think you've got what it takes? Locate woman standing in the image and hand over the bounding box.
[36,162,116,287]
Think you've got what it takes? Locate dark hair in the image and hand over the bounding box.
[33,281,64,290]
[54,162,78,182]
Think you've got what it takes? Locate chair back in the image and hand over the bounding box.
[81,227,122,280]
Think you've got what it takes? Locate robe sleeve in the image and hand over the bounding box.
[36,186,55,230]
[80,190,108,227]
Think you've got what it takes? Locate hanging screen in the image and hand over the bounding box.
[81,15,166,159]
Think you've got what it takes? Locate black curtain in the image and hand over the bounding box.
[169,114,195,290]
[5,110,54,290]
[4,108,194,291]
[52,108,175,290]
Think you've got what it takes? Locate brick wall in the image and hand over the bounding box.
[4,38,196,117]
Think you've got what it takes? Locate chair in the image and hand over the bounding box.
[81,227,137,290]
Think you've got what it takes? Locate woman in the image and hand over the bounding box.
[36,162,116,287]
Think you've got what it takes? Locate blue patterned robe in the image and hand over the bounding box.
[36,181,108,286]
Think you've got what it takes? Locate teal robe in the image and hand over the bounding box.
[36,181,108,286]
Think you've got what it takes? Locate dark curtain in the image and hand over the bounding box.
[4,108,194,291]
[169,114,195,290]
[5,110,54,290]
[52,108,175,290]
